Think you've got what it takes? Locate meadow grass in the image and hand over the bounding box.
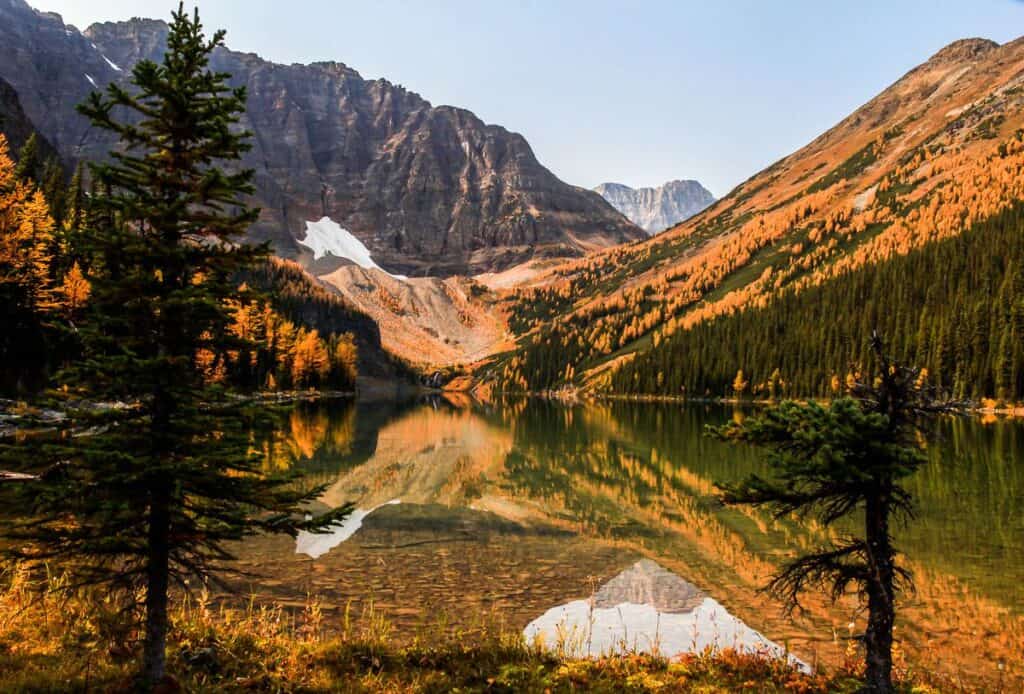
[0,565,944,693]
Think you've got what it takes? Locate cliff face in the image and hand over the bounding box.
[0,1,643,276]
[0,76,57,161]
[595,180,715,234]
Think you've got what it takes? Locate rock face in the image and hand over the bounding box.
[0,76,57,161]
[595,180,715,234]
[0,0,643,276]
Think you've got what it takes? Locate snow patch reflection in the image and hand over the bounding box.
[523,559,807,671]
[295,499,401,559]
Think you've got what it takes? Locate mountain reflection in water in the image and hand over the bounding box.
[232,396,1024,689]
[524,559,808,671]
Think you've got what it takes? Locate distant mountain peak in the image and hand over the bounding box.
[595,179,715,234]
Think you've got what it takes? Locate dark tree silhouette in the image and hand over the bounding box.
[710,334,958,693]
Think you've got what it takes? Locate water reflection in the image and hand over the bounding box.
[524,559,806,670]
[239,396,1024,689]
[295,499,401,559]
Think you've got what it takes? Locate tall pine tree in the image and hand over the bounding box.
[0,5,348,687]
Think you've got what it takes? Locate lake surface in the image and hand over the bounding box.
[234,396,1024,688]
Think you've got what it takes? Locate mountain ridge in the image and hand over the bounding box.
[0,0,643,277]
[487,34,1024,395]
[595,179,715,234]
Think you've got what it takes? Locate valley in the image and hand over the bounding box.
[1,2,1023,691]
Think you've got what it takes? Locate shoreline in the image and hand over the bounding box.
[469,388,1024,418]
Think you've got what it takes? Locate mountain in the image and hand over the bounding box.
[241,258,413,381]
[316,267,509,369]
[0,0,643,277]
[594,180,715,234]
[0,76,57,161]
[489,37,1024,399]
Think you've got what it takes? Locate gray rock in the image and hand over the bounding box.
[0,0,644,277]
[595,180,715,234]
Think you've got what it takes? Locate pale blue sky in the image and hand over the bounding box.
[37,0,1024,196]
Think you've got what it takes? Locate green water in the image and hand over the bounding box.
[238,396,1024,686]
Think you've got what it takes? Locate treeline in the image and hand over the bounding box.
[610,203,1024,402]
[0,133,90,394]
[0,133,359,396]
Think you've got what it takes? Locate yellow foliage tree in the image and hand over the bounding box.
[733,369,749,397]
[0,135,55,310]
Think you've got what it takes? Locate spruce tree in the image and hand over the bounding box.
[710,335,957,693]
[12,132,38,183]
[0,5,347,687]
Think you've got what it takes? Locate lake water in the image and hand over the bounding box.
[234,396,1024,688]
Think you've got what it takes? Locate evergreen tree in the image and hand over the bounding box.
[0,5,348,687]
[12,132,38,183]
[710,335,957,693]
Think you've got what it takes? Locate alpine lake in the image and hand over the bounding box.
[229,396,1024,689]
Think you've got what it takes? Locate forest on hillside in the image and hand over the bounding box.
[494,108,1024,397]
[494,202,1024,402]
[610,203,1024,400]
[0,134,362,396]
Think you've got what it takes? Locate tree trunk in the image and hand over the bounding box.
[863,490,895,693]
[142,485,171,689]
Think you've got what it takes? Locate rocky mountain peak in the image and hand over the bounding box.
[85,19,170,67]
[0,1,643,276]
[595,179,715,234]
[927,37,999,65]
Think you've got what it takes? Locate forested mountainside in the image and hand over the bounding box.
[487,37,1024,400]
[616,203,1024,400]
[0,128,404,395]
[0,0,642,277]
[240,259,411,380]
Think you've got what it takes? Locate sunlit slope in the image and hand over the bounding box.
[494,37,1024,391]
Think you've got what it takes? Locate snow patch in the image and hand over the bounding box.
[102,55,122,72]
[299,217,405,279]
[84,73,98,88]
[294,499,401,559]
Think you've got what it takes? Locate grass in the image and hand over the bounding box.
[0,565,943,693]
[806,141,879,194]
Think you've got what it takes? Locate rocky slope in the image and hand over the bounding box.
[595,180,715,234]
[493,36,1024,391]
[0,76,58,161]
[0,0,643,277]
[317,266,509,369]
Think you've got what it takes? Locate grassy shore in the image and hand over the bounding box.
[0,567,948,693]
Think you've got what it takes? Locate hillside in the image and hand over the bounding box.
[316,266,509,369]
[241,259,412,380]
[0,76,57,162]
[490,37,1024,397]
[0,0,643,277]
[595,180,715,234]
[612,203,1024,400]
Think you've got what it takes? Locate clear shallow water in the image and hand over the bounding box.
[235,396,1024,687]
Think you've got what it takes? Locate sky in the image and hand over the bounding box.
[36,0,1024,197]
